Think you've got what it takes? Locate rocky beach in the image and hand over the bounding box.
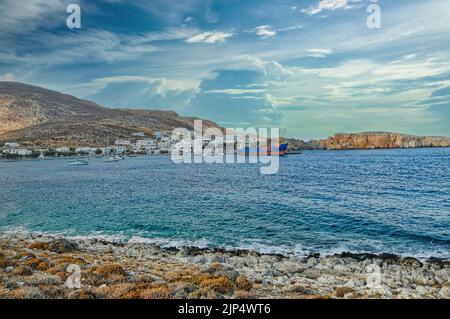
[0,232,448,299]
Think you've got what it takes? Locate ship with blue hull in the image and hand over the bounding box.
[238,143,289,156]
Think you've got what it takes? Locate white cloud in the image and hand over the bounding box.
[0,0,66,34]
[307,48,332,58]
[204,89,266,95]
[186,31,233,44]
[76,76,200,97]
[254,25,277,38]
[250,24,302,39]
[401,54,417,61]
[300,57,450,82]
[0,30,162,65]
[278,25,303,32]
[302,0,361,16]
[240,55,294,81]
[143,28,198,42]
[0,73,15,81]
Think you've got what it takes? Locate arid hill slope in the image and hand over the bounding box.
[0,82,218,147]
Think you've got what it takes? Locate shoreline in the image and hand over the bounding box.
[1,146,449,162]
[0,232,448,299]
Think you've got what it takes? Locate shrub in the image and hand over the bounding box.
[335,287,354,298]
[93,263,127,278]
[12,266,33,276]
[138,286,171,299]
[199,276,234,294]
[235,276,253,291]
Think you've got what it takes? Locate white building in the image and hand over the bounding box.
[158,141,170,149]
[112,146,127,154]
[18,149,32,156]
[132,132,146,137]
[3,148,31,156]
[135,139,156,148]
[115,139,131,146]
[101,146,127,154]
[4,142,19,148]
[75,147,94,154]
[56,147,70,153]
[154,131,164,139]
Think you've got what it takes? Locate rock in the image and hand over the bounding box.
[397,287,414,299]
[333,264,349,272]
[415,286,428,295]
[439,286,450,298]
[335,287,354,298]
[376,285,393,298]
[317,275,336,285]
[12,266,33,276]
[402,257,423,267]
[345,279,364,288]
[5,266,14,273]
[303,269,321,280]
[426,257,450,268]
[318,132,450,150]
[306,258,318,267]
[277,261,306,274]
[286,284,313,295]
[46,239,78,254]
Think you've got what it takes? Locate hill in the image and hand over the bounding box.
[0,82,218,147]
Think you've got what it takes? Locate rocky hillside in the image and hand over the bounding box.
[0,82,219,147]
[312,132,450,150]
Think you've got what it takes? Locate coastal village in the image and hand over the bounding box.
[0,131,174,159]
[0,130,273,160]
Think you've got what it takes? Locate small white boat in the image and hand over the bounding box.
[103,155,121,162]
[67,159,88,165]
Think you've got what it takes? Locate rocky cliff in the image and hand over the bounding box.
[314,132,450,150]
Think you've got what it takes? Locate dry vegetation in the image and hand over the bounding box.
[1,235,448,299]
[0,238,256,299]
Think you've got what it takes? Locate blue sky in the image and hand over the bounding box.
[0,0,449,139]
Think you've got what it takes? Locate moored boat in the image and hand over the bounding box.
[67,159,88,165]
[238,143,288,156]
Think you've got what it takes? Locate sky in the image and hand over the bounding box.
[0,0,449,139]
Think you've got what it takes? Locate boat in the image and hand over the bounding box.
[238,143,288,156]
[238,129,289,156]
[103,155,121,162]
[67,159,88,165]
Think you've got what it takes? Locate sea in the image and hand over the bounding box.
[0,148,449,259]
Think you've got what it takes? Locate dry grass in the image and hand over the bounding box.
[199,276,234,294]
[12,266,33,276]
[92,263,127,278]
[138,286,172,299]
[28,242,48,250]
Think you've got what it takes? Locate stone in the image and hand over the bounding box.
[46,239,78,254]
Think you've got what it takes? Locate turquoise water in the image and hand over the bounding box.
[0,148,449,259]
